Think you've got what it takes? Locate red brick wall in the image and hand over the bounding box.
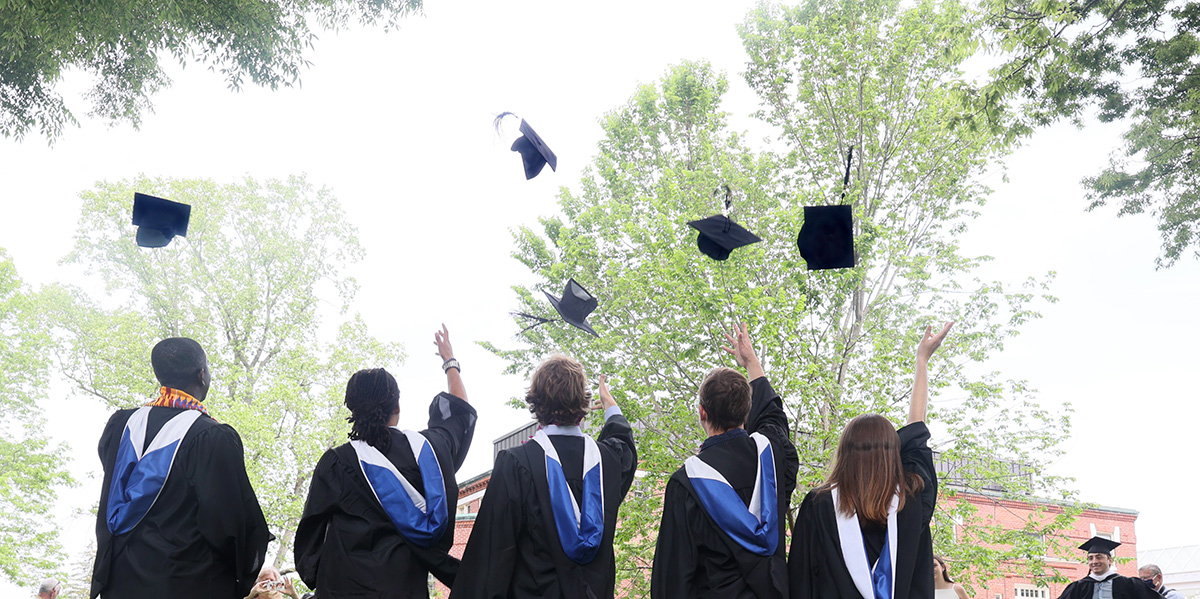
[944,493,1141,599]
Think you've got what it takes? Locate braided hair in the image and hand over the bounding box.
[345,368,400,453]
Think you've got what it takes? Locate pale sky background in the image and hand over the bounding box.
[1,0,1198,595]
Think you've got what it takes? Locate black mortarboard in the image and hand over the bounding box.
[131,193,190,248]
[510,119,557,180]
[797,205,854,270]
[1079,536,1121,555]
[544,278,599,338]
[687,215,761,261]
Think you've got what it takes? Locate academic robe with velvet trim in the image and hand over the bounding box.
[1057,573,1161,599]
[452,412,638,599]
[788,422,937,599]
[651,376,800,599]
[294,392,477,599]
[91,406,271,599]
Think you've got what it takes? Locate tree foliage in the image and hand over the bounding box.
[0,0,420,141]
[973,0,1200,267]
[45,175,402,567]
[485,0,1077,593]
[0,249,74,584]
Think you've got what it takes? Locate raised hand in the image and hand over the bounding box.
[916,322,954,363]
[434,324,454,362]
[721,322,765,380]
[597,374,617,410]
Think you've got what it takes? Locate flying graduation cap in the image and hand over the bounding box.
[797,147,856,270]
[131,193,191,248]
[495,112,558,180]
[515,278,601,338]
[688,185,762,261]
[1078,536,1121,556]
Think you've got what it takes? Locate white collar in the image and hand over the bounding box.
[1089,567,1118,582]
[542,424,584,437]
[832,486,898,599]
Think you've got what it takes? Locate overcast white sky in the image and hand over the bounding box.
[1,0,1198,594]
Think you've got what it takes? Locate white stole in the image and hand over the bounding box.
[832,486,899,599]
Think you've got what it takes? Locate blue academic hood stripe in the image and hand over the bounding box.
[106,408,199,535]
[355,433,448,548]
[686,433,779,556]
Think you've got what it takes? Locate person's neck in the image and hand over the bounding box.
[934,579,954,590]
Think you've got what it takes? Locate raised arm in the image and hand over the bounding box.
[434,324,466,401]
[908,322,953,425]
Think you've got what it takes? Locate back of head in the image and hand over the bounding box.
[698,367,752,432]
[526,355,590,426]
[151,337,207,390]
[823,413,923,523]
[38,578,60,596]
[345,368,400,453]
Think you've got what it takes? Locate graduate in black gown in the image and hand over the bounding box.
[651,322,799,599]
[295,325,477,598]
[453,355,638,599]
[788,323,953,599]
[91,338,271,599]
[1057,537,1159,599]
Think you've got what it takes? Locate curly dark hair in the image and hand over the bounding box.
[345,368,400,452]
[526,355,591,426]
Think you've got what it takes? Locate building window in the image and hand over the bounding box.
[1015,584,1050,598]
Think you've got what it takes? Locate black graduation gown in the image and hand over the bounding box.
[788,421,937,599]
[452,412,638,599]
[651,376,800,599]
[91,406,271,599]
[1058,573,1161,599]
[294,392,477,599]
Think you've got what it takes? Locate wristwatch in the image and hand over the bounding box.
[442,358,461,373]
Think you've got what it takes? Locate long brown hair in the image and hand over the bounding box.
[933,555,956,583]
[818,414,924,524]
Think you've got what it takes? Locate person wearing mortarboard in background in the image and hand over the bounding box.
[1139,564,1187,599]
[649,322,799,599]
[294,325,478,599]
[452,355,638,599]
[91,337,271,599]
[1056,537,1160,599]
[788,323,954,599]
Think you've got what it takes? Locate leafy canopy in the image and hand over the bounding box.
[0,0,420,141]
[972,0,1200,267]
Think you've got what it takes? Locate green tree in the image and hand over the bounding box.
[0,0,420,142]
[485,0,1077,593]
[971,0,1200,267]
[45,175,402,567]
[0,249,74,584]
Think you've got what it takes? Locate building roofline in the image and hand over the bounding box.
[457,469,493,490]
[953,487,1139,515]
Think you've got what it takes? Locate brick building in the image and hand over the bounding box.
[435,423,1144,599]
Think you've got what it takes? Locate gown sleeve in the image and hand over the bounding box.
[650,476,697,599]
[596,411,638,495]
[788,491,823,599]
[294,449,340,590]
[747,376,800,502]
[420,392,478,471]
[190,424,271,599]
[897,421,937,524]
[454,450,526,599]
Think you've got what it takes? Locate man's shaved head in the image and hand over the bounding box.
[151,338,208,392]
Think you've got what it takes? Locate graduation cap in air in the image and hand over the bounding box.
[131,193,190,248]
[797,147,856,270]
[1079,536,1121,556]
[495,112,558,180]
[687,185,762,261]
[545,278,600,337]
[515,278,600,338]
